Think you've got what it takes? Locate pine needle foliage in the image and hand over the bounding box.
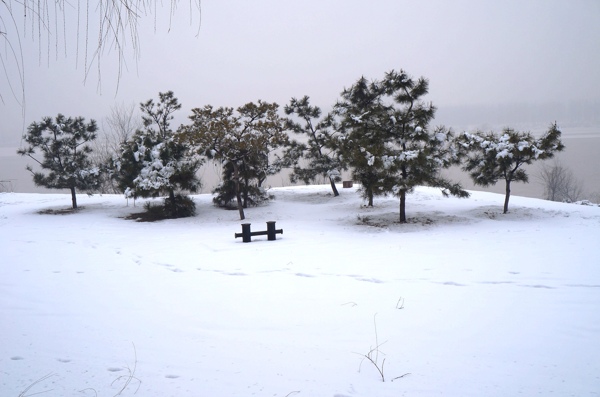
[182,100,288,220]
[283,96,344,196]
[17,114,101,209]
[332,69,468,222]
[458,123,565,213]
[112,91,202,217]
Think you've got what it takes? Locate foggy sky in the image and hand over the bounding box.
[0,0,599,198]
[2,0,599,144]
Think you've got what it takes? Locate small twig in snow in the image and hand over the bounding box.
[18,373,56,397]
[396,297,405,309]
[391,373,411,382]
[111,343,141,396]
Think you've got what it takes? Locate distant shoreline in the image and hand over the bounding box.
[2,131,599,200]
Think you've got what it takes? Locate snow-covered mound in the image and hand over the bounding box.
[1,185,599,396]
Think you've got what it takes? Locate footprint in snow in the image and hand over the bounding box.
[10,356,24,360]
[107,367,123,372]
[295,273,315,278]
[520,284,555,289]
[165,374,179,379]
[355,277,384,284]
[212,269,247,276]
[565,284,600,288]
[57,358,71,363]
[158,263,183,272]
[479,281,515,285]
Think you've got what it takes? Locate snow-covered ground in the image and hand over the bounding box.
[1,185,599,396]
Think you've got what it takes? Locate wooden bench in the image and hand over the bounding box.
[235,221,283,243]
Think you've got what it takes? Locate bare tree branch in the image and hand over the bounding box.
[1,0,201,103]
[538,159,585,202]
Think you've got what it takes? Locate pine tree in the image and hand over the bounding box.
[333,76,389,206]
[283,96,344,196]
[459,123,565,213]
[380,70,468,222]
[17,114,101,209]
[114,91,202,217]
[333,70,467,222]
[182,100,288,220]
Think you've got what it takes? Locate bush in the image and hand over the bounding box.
[142,194,196,220]
[165,194,196,218]
[212,182,270,209]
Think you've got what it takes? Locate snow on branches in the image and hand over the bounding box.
[17,114,101,208]
[332,69,468,222]
[114,92,202,201]
[459,123,564,213]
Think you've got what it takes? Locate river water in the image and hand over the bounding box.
[2,129,599,201]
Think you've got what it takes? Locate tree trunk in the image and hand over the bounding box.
[399,165,408,223]
[169,189,176,216]
[329,176,339,197]
[399,189,407,223]
[258,175,266,188]
[233,163,245,220]
[243,174,249,208]
[503,179,511,214]
[70,187,78,209]
[367,187,374,207]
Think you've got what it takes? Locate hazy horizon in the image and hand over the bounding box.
[2,0,599,198]
[2,129,599,203]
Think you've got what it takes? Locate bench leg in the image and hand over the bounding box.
[266,221,276,241]
[241,223,252,243]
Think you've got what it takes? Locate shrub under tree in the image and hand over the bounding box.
[17,114,101,209]
[212,160,271,209]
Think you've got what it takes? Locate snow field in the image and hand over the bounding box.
[1,185,599,396]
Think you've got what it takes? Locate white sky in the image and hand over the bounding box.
[2,0,600,146]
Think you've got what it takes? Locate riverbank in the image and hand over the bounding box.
[2,129,599,201]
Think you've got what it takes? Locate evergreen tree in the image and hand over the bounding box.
[283,96,344,196]
[333,70,467,222]
[183,100,288,220]
[459,123,565,213]
[333,76,389,206]
[114,91,202,217]
[17,114,101,209]
[379,70,468,222]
